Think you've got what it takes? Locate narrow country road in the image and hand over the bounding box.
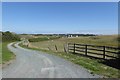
[3,42,102,78]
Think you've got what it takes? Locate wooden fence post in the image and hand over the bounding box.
[103,46,105,59]
[64,44,67,53]
[74,43,75,53]
[55,45,58,51]
[68,43,69,53]
[85,45,87,56]
[48,47,51,51]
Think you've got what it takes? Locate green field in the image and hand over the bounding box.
[28,36,60,42]
[29,35,118,53]
[23,35,119,78]
[2,42,15,64]
[0,42,16,66]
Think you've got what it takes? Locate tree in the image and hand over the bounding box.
[2,31,20,42]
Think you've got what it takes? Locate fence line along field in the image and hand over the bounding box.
[68,43,119,60]
[29,35,118,53]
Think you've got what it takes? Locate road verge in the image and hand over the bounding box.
[2,42,16,68]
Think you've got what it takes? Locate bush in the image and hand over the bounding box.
[2,31,20,42]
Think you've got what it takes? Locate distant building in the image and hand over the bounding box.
[76,35,78,37]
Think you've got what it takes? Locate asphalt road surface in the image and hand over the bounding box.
[2,42,102,78]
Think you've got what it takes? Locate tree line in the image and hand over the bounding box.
[2,31,20,42]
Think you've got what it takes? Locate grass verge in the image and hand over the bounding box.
[2,42,16,64]
[19,43,120,78]
[0,43,2,64]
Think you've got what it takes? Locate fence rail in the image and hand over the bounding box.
[68,43,120,60]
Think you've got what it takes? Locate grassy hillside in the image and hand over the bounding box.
[28,36,60,42]
[29,35,118,53]
[19,34,34,39]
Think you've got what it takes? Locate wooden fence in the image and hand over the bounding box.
[68,43,120,60]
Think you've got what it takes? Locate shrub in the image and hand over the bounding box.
[2,31,20,42]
